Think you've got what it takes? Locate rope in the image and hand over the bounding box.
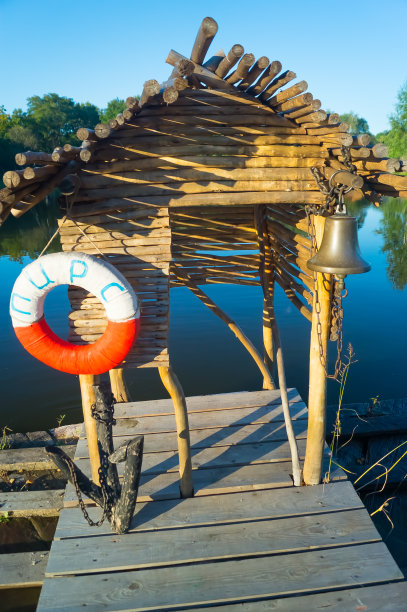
[37,180,108,261]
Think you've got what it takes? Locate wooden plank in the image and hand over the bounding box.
[55,481,364,539]
[75,439,308,477]
[0,551,49,588]
[98,401,308,438]
[115,389,301,417]
[75,419,309,456]
[0,490,64,517]
[63,459,345,506]
[36,543,403,611]
[328,414,407,439]
[185,582,407,611]
[0,445,76,471]
[46,508,380,576]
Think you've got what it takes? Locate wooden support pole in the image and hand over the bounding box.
[109,368,131,403]
[158,366,193,498]
[303,215,332,486]
[255,207,302,485]
[262,298,274,388]
[174,267,274,390]
[79,374,101,484]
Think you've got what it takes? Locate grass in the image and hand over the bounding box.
[0,426,12,451]
[324,343,357,482]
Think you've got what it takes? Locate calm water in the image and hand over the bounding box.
[1,199,406,433]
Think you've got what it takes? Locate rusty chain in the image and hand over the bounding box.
[59,451,108,527]
[306,146,357,381]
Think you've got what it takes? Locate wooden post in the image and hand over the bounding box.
[303,215,332,485]
[79,374,101,484]
[158,366,193,498]
[109,368,130,403]
[262,298,274,389]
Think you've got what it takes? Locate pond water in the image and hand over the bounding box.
[1,199,406,433]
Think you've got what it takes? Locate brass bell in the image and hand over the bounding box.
[307,211,371,290]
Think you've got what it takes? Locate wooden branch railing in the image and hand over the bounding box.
[255,206,302,486]
[172,265,275,390]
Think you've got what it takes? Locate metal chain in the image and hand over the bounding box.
[61,394,118,527]
[306,146,358,381]
[306,209,345,381]
[91,398,117,516]
[91,398,116,427]
[59,451,107,527]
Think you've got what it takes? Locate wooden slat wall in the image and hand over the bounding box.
[58,208,170,369]
[55,90,327,369]
[170,205,260,287]
[266,203,313,320]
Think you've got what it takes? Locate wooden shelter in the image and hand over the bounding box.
[2,16,407,490]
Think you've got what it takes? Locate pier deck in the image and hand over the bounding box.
[37,389,406,610]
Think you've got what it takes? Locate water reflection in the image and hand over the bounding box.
[0,198,406,433]
[347,199,371,229]
[348,198,407,291]
[376,198,407,290]
[0,195,59,262]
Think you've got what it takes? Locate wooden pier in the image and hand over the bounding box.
[36,389,406,610]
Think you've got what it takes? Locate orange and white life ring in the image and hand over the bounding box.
[10,252,140,375]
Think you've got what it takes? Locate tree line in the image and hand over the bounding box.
[1,82,407,178]
[0,95,132,175]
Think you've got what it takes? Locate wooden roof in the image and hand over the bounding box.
[1,16,405,225]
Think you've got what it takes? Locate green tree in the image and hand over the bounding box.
[0,106,12,137]
[23,94,100,150]
[339,112,372,137]
[376,197,407,290]
[376,81,407,158]
[99,98,127,123]
[0,106,26,177]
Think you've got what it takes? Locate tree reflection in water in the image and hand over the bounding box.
[376,197,407,291]
[2,195,407,292]
[0,193,60,262]
[348,198,407,291]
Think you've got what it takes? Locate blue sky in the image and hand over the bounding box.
[1,0,406,134]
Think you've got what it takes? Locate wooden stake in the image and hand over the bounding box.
[109,368,131,402]
[158,366,193,498]
[303,215,332,486]
[79,374,101,484]
[238,56,269,90]
[190,17,218,65]
[215,44,244,78]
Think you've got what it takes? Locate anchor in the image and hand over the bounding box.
[45,382,144,534]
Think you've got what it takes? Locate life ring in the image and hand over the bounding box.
[10,252,140,375]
